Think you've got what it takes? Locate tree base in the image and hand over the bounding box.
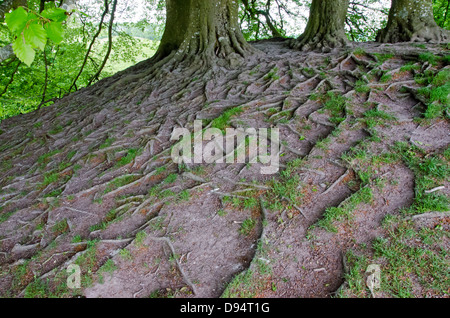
[377,0,449,44]
[377,25,449,44]
[290,32,350,53]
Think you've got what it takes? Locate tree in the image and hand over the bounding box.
[377,0,449,43]
[0,0,28,63]
[155,0,257,65]
[291,0,350,52]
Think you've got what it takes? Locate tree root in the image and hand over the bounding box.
[282,196,308,220]
[147,236,198,295]
[291,33,350,53]
[320,169,350,197]
[406,211,450,221]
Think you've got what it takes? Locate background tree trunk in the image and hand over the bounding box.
[156,0,256,65]
[0,44,14,63]
[291,0,350,52]
[0,0,14,20]
[0,0,28,63]
[377,0,449,43]
[0,0,27,20]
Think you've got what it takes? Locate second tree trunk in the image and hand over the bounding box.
[291,0,350,52]
[156,0,255,64]
[377,0,449,43]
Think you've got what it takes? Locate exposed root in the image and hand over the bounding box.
[147,236,198,295]
[406,211,450,221]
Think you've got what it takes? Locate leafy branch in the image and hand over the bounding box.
[5,6,71,66]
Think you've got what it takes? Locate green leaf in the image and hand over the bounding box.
[5,7,28,36]
[12,36,35,66]
[24,23,47,51]
[41,8,68,22]
[45,22,64,44]
[26,12,39,23]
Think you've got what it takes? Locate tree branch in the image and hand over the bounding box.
[88,0,118,85]
[0,59,20,98]
[69,0,109,93]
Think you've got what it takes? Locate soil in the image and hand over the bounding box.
[0,39,448,298]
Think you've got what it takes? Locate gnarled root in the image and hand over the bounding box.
[377,24,449,44]
[290,30,349,53]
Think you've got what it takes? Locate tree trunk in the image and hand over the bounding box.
[0,44,14,64]
[156,0,256,65]
[0,0,27,20]
[377,0,449,43]
[291,0,350,52]
[0,0,13,20]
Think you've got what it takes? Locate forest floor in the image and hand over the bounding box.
[0,39,449,298]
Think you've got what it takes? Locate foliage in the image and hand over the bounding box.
[5,6,69,66]
[346,0,389,41]
[239,0,307,40]
[0,0,163,122]
[433,0,450,29]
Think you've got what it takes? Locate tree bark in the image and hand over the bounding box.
[0,44,14,63]
[156,0,256,65]
[0,0,27,20]
[291,0,350,52]
[0,0,13,20]
[377,0,449,43]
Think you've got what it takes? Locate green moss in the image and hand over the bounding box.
[319,91,349,124]
[400,62,420,72]
[66,150,77,160]
[42,172,60,186]
[99,138,116,150]
[264,67,280,80]
[38,149,62,168]
[49,125,63,135]
[380,73,392,83]
[97,259,117,284]
[372,221,450,297]
[354,80,371,93]
[163,173,178,184]
[373,53,394,65]
[0,210,15,224]
[363,108,396,128]
[418,52,438,66]
[104,175,138,194]
[211,107,244,131]
[353,47,366,56]
[52,219,69,235]
[425,69,450,119]
[115,148,142,168]
[392,142,449,215]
